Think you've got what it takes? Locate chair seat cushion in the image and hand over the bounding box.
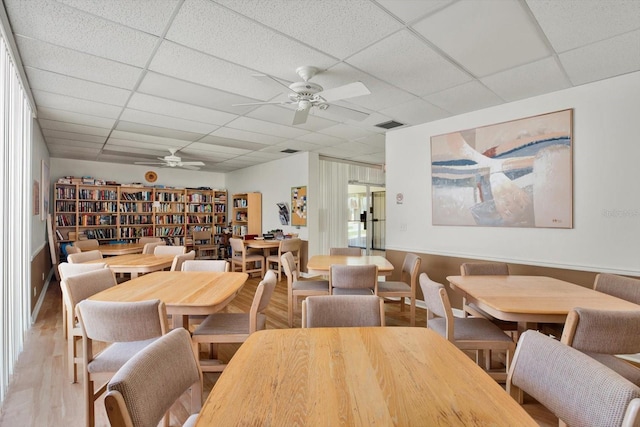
[293,280,329,292]
[377,280,410,293]
[232,254,263,262]
[87,338,158,373]
[193,313,266,336]
[429,317,513,343]
[332,287,374,296]
[587,352,640,386]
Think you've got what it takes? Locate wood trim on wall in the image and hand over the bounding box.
[31,243,52,313]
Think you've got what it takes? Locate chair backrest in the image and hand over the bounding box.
[330,264,378,290]
[279,238,301,256]
[460,262,509,275]
[142,241,166,254]
[58,261,106,280]
[400,253,421,286]
[61,268,117,315]
[104,328,202,427]
[66,245,81,255]
[561,308,640,355]
[154,245,186,255]
[594,273,640,304]
[73,239,99,251]
[329,247,362,256]
[249,271,278,333]
[419,273,454,340]
[76,299,167,343]
[281,252,299,284]
[508,330,640,427]
[67,250,103,263]
[229,237,245,255]
[302,295,384,328]
[192,230,212,244]
[170,250,196,271]
[181,260,230,272]
[139,237,162,244]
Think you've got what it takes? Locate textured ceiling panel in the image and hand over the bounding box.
[33,90,123,119]
[37,107,117,129]
[376,0,454,23]
[379,98,450,126]
[127,93,236,127]
[423,81,504,115]
[38,119,111,137]
[119,108,218,134]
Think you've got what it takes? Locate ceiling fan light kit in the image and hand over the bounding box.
[233,65,371,125]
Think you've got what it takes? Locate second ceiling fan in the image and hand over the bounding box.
[234,66,371,125]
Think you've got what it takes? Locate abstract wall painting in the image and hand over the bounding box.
[431,109,573,228]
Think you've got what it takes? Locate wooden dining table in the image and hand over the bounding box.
[98,242,144,256]
[195,327,536,426]
[86,253,175,278]
[244,239,281,257]
[307,254,395,276]
[89,271,248,328]
[447,275,640,332]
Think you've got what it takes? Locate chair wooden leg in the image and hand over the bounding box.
[68,331,77,383]
[410,299,416,327]
[85,377,94,427]
[62,301,68,339]
[288,295,294,328]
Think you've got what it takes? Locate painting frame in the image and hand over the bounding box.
[431,109,573,229]
[291,186,307,227]
[41,160,50,221]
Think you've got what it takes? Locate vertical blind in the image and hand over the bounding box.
[0,33,32,404]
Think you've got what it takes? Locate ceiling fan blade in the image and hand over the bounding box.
[319,81,370,102]
[292,105,310,125]
[252,73,292,92]
[232,100,295,107]
[179,161,205,166]
[134,161,166,165]
[321,103,369,121]
[180,165,201,171]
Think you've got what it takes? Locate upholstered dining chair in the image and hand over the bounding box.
[104,328,202,427]
[60,268,117,384]
[191,270,277,372]
[181,260,230,272]
[420,273,515,382]
[154,245,186,255]
[58,262,106,340]
[561,307,640,386]
[507,330,640,427]
[138,236,162,245]
[66,245,82,256]
[229,237,264,277]
[281,251,330,327]
[142,240,165,254]
[170,250,196,272]
[73,239,99,251]
[330,264,378,295]
[266,237,301,281]
[377,253,421,326]
[302,295,385,328]
[193,229,218,260]
[594,273,640,304]
[329,247,362,256]
[76,299,168,427]
[68,250,103,263]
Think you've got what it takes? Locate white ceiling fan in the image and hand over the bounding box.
[234,66,371,125]
[134,148,205,170]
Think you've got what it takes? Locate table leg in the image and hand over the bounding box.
[171,314,188,329]
[130,272,139,279]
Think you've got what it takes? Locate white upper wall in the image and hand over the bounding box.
[386,71,640,275]
[31,120,49,257]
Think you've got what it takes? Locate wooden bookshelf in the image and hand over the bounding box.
[232,192,261,238]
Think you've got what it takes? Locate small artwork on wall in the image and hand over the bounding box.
[431,109,573,228]
[291,186,307,227]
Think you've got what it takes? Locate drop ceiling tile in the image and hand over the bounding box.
[318,124,377,141]
[219,158,261,168]
[178,149,235,162]
[150,41,281,100]
[226,117,309,140]
[137,72,256,114]
[354,134,386,149]
[38,119,111,137]
[115,121,205,141]
[340,141,382,155]
[380,98,450,125]
[106,138,184,152]
[119,109,218,134]
[197,135,266,151]
[33,90,122,119]
[5,0,158,67]
[109,130,194,147]
[377,0,454,23]
[241,151,286,161]
[313,145,360,158]
[47,144,101,156]
[350,152,386,164]
[295,132,345,146]
[166,0,336,79]
[211,127,285,146]
[45,138,103,149]
[101,145,172,158]
[559,29,640,86]
[526,0,640,53]
[413,0,550,77]
[185,142,250,156]
[15,36,142,89]
[423,81,503,115]
[247,105,339,132]
[481,57,571,102]
[216,0,402,60]
[127,93,236,126]
[58,0,179,36]
[37,107,116,129]
[273,140,323,152]
[42,129,107,144]
[347,30,471,96]
[25,67,130,106]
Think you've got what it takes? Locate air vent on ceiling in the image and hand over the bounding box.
[375,120,404,129]
[281,148,299,154]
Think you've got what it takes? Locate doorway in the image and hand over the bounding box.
[347,184,385,255]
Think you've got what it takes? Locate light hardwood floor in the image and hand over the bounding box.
[0,273,427,426]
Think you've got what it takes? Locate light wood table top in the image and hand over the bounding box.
[86,253,175,278]
[244,239,281,256]
[447,275,640,329]
[89,271,248,328]
[195,327,536,426]
[307,254,395,276]
[98,242,144,256]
